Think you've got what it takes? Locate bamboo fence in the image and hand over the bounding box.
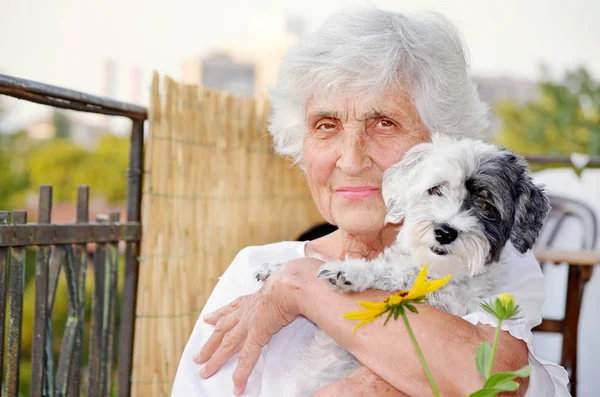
[130,73,324,395]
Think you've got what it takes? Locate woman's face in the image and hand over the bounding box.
[303,91,430,237]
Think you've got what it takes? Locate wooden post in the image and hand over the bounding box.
[0,211,10,385]
[30,185,53,397]
[3,210,27,396]
[67,185,90,397]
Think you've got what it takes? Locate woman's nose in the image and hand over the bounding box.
[336,132,372,176]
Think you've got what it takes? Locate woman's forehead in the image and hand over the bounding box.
[306,91,416,121]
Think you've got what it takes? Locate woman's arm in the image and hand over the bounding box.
[311,366,410,397]
[197,257,529,396]
[295,258,529,396]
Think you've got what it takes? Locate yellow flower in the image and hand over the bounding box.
[399,265,452,301]
[344,265,451,333]
[497,293,514,308]
[481,292,521,320]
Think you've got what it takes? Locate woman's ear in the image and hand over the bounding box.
[382,142,432,224]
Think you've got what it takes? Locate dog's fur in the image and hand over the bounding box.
[255,135,550,396]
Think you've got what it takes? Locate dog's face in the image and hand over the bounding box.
[382,134,550,279]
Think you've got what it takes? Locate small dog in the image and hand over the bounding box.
[255,135,550,396]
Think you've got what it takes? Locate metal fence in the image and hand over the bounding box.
[0,73,146,396]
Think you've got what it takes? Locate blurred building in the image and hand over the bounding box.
[200,53,255,97]
[21,114,107,149]
[69,119,108,149]
[26,118,56,140]
[181,11,304,99]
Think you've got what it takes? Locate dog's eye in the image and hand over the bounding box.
[481,201,492,210]
[427,186,443,196]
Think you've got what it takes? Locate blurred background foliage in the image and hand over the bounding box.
[0,126,129,208]
[494,67,600,159]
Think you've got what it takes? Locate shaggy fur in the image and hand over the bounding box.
[255,135,550,396]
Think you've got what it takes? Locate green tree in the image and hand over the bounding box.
[52,110,71,139]
[0,105,9,209]
[0,130,33,210]
[0,140,11,209]
[81,133,129,202]
[26,134,129,204]
[27,139,87,202]
[494,67,600,156]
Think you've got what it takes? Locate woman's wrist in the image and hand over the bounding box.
[275,257,324,316]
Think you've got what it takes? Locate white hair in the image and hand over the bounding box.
[268,7,490,164]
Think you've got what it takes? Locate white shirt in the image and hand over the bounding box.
[172,241,571,396]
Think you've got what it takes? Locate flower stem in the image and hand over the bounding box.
[401,311,440,397]
[487,319,503,378]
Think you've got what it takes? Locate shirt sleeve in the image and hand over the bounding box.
[171,247,265,397]
[460,247,571,396]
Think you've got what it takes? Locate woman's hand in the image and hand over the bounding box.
[194,258,323,396]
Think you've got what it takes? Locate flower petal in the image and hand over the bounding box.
[386,294,404,306]
[406,265,429,298]
[359,301,388,311]
[415,264,428,286]
[421,274,451,295]
[352,317,378,333]
[344,310,379,321]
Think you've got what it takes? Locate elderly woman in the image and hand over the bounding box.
[172,8,569,397]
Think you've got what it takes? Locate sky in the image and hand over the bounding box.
[1,0,599,132]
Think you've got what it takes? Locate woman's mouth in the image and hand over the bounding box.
[336,186,380,200]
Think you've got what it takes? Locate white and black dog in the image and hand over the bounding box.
[255,135,550,396]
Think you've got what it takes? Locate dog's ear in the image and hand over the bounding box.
[509,158,551,253]
[383,142,432,224]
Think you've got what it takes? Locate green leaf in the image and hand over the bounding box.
[493,380,520,392]
[480,302,498,318]
[484,372,517,388]
[469,388,498,397]
[404,303,419,314]
[383,310,394,326]
[482,370,529,393]
[512,365,532,378]
[475,342,493,379]
[393,306,403,320]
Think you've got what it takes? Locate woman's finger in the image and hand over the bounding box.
[194,315,239,364]
[199,327,247,379]
[232,339,263,396]
[203,296,244,324]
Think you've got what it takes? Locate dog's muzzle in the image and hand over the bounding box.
[434,223,458,245]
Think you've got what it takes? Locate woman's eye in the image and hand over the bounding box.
[317,122,336,130]
[427,186,443,196]
[377,119,395,127]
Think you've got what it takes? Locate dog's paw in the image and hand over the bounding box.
[317,263,360,293]
[254,262,283,282]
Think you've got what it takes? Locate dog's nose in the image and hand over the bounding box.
[434,224,458,245]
